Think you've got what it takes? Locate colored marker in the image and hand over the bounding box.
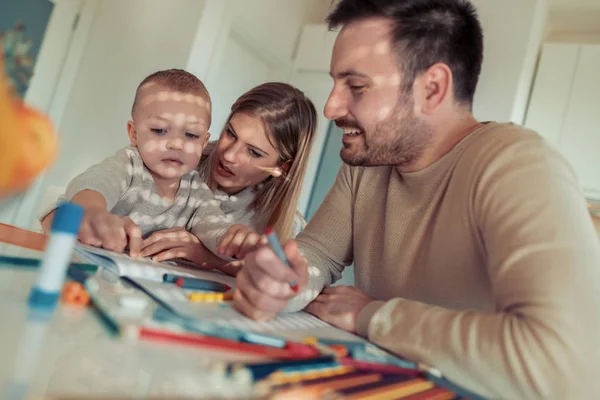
[264,226,298,292]
[172,276,231,292]
[28,202,84,310]
[187,292,234,302]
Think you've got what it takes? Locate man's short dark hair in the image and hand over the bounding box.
[327,0,484,107]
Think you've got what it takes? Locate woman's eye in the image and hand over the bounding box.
[185,132,199,139]
[349,85,366,91]
[151,128,166,135]
[249,149,262,158]
[226,129,237,139]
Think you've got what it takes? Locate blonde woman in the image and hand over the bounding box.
[138,82,317,275]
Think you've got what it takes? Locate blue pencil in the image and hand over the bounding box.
[264,227,298,291]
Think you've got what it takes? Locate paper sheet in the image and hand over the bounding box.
[129,277,361,342]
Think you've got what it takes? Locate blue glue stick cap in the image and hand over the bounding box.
[52,202,84,235]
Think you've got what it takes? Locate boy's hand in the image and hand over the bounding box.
[78,207,142,256]
[216,224,268,259]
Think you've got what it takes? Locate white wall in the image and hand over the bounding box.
[192,0,332,138]
[471,0,549,124]
[26,0,207,226]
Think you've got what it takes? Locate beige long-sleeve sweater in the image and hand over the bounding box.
[292,122,600,399]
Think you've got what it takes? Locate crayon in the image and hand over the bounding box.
[264,226,298,291]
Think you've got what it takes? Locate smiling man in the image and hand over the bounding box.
[232,0,600,398]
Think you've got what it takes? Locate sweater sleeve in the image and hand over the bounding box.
[284,164,355,312]
[357,139,600,399]
[189,185,235,260]
[65,147,135,210]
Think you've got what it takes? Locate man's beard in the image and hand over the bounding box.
[340,98,433,168]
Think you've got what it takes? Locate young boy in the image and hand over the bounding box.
[41,69,238,259]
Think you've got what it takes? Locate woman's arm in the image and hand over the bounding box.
[138,227,243,276]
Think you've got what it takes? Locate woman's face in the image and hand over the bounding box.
[212,112,282,194]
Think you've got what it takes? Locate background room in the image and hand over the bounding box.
[2,0,599,287]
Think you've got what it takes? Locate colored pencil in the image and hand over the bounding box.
[269,365,355,385]
[264,226,297,291]
[400,387,457,400]
[165,275,230,292]
[340,357,421,377]
[129,325,317,360]
[288,372,383,392]
[230,355,336,381]
[346,378,434,400]
[187,292,234,302]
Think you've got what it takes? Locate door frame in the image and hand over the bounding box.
[4,0,98,229]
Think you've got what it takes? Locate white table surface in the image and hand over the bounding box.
[0,244,271,399]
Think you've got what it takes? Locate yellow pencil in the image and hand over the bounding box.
[187,292,234,302]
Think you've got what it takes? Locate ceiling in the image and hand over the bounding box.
[547,0,600,33]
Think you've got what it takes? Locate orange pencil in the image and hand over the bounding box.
[288,373,382,392]
[347,378,434,400]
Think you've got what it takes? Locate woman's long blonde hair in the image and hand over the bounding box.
[200,82,317,242]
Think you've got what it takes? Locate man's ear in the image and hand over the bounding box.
[414,62,452,116]
[204,132,210,147]
[127,121,137,146]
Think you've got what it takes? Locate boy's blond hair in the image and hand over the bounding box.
[131,69,212,126]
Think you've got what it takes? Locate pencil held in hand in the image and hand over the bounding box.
[264,227,298,292]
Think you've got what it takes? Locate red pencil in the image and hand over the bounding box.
[131,325,318,360]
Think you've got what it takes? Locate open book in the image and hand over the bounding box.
[73,242,235,286]
[75,243,361,343]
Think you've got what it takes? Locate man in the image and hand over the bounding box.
[232,0,600,398]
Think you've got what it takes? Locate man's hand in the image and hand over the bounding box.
[79,207,142,256]
[233,240,307,321]
[304,286,376,333]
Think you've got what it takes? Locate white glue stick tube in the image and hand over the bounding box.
[28,202,84,310]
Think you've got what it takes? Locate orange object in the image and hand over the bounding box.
[0,44,58,198]
[61,281,90,307]
[328,344,348,357]
[0,223,48,251]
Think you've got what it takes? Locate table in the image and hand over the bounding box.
[0,232,272,399]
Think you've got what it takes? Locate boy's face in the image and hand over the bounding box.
[127,83,210,181]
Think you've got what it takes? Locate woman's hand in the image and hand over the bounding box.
[216,224,268,259]
[139,227,204,263]
[139,227,243,275]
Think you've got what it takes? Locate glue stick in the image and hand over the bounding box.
[28,201,84,310]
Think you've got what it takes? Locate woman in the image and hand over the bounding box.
[137,82,317,275]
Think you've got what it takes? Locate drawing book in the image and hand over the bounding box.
[73,243,235,286]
